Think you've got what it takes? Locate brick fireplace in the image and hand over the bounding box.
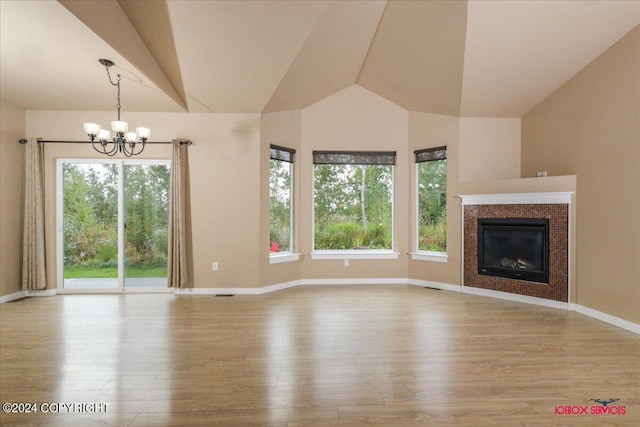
[459,193,572,303]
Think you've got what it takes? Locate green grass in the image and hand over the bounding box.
[64,265,167,279]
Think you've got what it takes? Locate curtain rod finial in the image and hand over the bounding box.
[19,138,28,144]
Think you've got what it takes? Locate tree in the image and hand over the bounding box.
[314,164,393,250]
[417,159,447,251]
[62,162,170,273]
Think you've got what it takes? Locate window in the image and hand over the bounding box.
[415,146,447,254]
[313,151,395,252]
[269,145,295,254]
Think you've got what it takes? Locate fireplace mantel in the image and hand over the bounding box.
[458,192,573,206]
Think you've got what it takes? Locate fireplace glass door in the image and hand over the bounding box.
[477,218,549,284]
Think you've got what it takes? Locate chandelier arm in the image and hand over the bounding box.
[91,140,104,155]
[108,141,119,156]
[122,140,141,157]
[92,140,117,157]
[126,141,146,157]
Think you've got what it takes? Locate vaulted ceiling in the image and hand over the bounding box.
[1,0,638,117]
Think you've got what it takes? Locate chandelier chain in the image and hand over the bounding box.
[105,66,122,121]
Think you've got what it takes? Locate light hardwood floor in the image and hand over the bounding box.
[1,285,638,426]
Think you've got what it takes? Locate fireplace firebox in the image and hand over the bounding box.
[477,218,549,284]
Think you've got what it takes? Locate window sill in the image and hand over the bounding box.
[269,252,301,264]
[311,251,399,260]
[411,252,449,263]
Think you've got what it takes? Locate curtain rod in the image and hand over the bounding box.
[18,138,193,145]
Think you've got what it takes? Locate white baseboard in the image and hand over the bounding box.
[1,289,57,304]
[301,278,408,286]
[174,287,261,295]
[570,303,639,335]
[461,285,569,310]
[174,280,301,296]
[174,279,408,296]
[408,279,462,293]
[260,280,301,293]
[0,290,27,303]
[25,289,58,297]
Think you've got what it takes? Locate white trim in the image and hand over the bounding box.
[57,288,123,295]
[175,287,261,295]
[567,201,572,304]
[0,291,27,304]
[570,304,640,335]
[458,192,573,205]
[408,279,462,293]
[0,289,57,302]
[56,288,172,295]
[261,280,301,293]
[410,252,449,262]
[461,286,569,310]
[269,253,301,264]
[301,278,407,286]
[311,251,399,260]
[174,280,301,296]
[117,162,125,289]
[414,157,449,256]
[56,159,64,293]
[25,289,58,298]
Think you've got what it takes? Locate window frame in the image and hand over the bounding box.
[412,146,449,263]
[311,150,399,260]
[269,144,300,264]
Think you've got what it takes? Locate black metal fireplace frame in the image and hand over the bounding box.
[477,218,550,284]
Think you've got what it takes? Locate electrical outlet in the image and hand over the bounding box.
[344,259,349,267]
[212,262,218,271]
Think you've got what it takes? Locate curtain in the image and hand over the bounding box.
[167,139,191,288]
[22,138,47,291]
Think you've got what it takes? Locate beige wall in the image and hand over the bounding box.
[459,118,521,182]
[260,109,302,286]
[21,87,471,291]
[300,85,410,279]
[522,26,640,324]
[408,112,462,285]
[0,100,26,297]
[26,110,262,289]
[260,88,523,286]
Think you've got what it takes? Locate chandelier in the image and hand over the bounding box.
[83,59,150,157]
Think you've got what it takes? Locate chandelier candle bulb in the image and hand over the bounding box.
[98,129,111,141]
[111,120,128,134]
[136,127,150,140]
[125,132,136,142]
[83,122,101,136]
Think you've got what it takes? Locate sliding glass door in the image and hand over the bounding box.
[58,159,170,291]
[123,164,170,289]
